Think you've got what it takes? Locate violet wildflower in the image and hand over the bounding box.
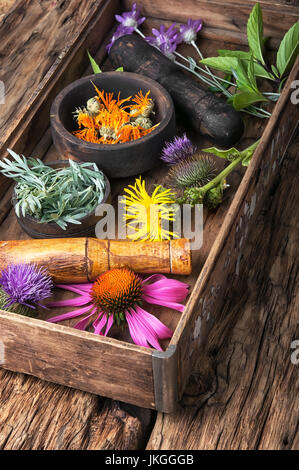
[115,3,146,29]
[161,133,197,165]
[106,24,135,53]
[145,24,181,59]
[0,263,53,315]
[47,267,189,351]
[179,18,203,44]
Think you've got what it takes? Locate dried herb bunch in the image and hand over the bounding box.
[0,150,106,230]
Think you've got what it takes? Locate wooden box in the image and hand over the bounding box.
[0,0,298,412]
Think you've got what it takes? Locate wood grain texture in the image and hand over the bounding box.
[0,133,297,450]
[122,0,299,46]
[172,55,299,402]
[0,369,151,450]
[0,311,155,409]
[147,133,299,450]
[0,238,191,282]
[0,0,118,196]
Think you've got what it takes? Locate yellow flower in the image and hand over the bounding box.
[121,177,178,241]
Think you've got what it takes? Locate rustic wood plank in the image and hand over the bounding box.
[0,0,119,197]
[172,55,299,401]
[0,311,155,409]
[0,369,152,449]
[147,132,299,450]
[122,0,299,46]
[0,1,16,19]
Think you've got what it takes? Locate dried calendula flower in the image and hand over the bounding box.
[72,85,158,145]
[86,96,103,116]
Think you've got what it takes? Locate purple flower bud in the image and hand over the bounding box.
[106,24,135,54]
[179,18,203,44]
[0,263,53,309]
[145,23,181,58]
[161,133,197,165]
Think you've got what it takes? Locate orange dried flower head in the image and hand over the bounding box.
[73,85,158,145]
[130,90,154,118]
[91,267,143,314]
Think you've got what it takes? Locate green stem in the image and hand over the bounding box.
[187,140,260,202]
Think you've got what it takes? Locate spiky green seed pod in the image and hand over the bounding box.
[167,152,216,190]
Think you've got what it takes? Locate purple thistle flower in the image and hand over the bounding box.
[161,133,197,165]
[115,3,146,29]
[145,24,181,59]
[0,263,53,309]
[106,24,135,54]
[179,18,203,44]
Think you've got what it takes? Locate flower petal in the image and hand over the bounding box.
[142,295,185,312]
[126,308,162,350]
[47,305,92,323]
[104,314,114,336]
[134,305,173,339]
[74,309,96,331]
[93,313,107,335]
[142,274,189,304]
[46,295,91,308]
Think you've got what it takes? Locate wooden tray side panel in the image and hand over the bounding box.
[0,311,155,409]
[173,57,299,400]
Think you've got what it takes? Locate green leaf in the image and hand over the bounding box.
[202,147,241,161]
[231,59,254,91]
[247,3,265,64]
[229,90,268,110]
[276,20,299,78]
[252,62,275,80]
[241,144,259,166]
[115,66,124,72]
[247,55,257,89]
[200,56,238,73]
[87,50,102,74]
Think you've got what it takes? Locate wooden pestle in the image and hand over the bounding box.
[110,34,244,148]
[0,238,192,283]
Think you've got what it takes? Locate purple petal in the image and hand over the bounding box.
[46,294,91,308]
[74,309,97,330]
[134,306,173,339]
[142,295,185,312]
[47,305,92,323]
[141,274,189,305]
[126,308,163,350]
[93,313,107,335]
[104,314,114,336]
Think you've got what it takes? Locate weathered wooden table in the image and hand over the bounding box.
[0,0,298,450]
